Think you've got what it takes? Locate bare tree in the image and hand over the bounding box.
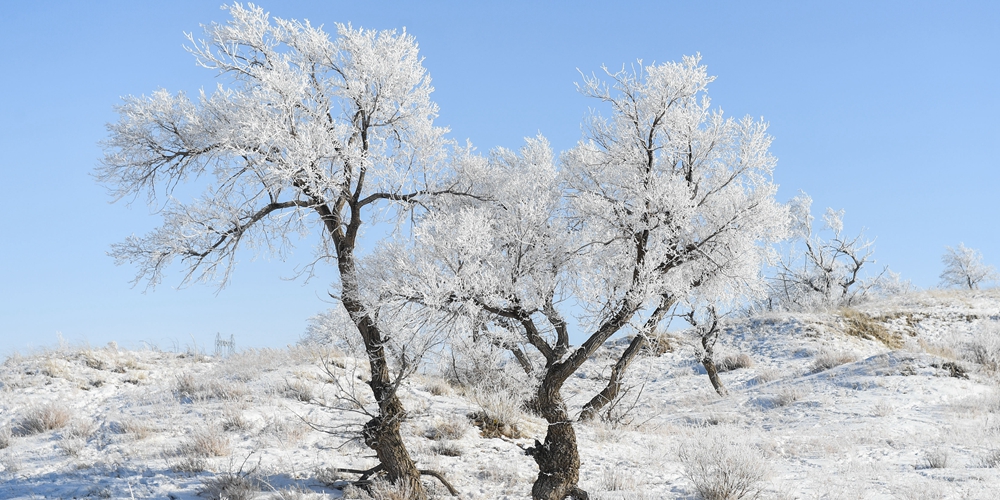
[377,57,787,499]
[940,243,997,290]
[97,5,463,496]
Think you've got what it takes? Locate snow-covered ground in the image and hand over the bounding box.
[3,289,1000,499]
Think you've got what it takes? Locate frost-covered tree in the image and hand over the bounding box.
[766,193,904,310]
[375,57,787,500]
[940,243,997,290]
[96,5,461,496]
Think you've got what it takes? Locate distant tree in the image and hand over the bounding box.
[684,305,729,396]
[375,57,787,500]
[940,243,997,290]
[766,193,905,310]
[97,5,462,496]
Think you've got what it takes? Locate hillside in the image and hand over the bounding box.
[2,289,1000,499]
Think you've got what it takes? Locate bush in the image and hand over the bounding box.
[14,403,71,436]
[678,428,771,500]
[921,449,949,469]
[976,449,1000,468]
[966,321,1000,372]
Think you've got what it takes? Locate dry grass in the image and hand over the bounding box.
[871,400,895,417]
[199,473,260,500]
[14,403,71,436]
[0,426,11,450]
[753,367,782,384]
[182,427,232,457]
[976,449,1000,468]
[222,408,253,432]
[839,309,903,349]
[468,385,525,439]
[600,466,638,492]
[811,348,859,373]
[283,378,314,402]
[717,353,754,372]
[425,416,468,441]
[170,456,207,474]
[175,372,248,401]
[921,449,950,469]
[771,387,803,407]
[110,417,154,439]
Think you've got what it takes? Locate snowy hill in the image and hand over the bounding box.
[2,290,1000,499]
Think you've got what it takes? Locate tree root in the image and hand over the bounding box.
[335,464,460,496]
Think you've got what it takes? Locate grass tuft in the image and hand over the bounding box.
[14,403,71,436]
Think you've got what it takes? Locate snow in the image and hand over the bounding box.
[3,289,1000,499]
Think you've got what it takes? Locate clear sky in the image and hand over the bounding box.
[1,1,998,356]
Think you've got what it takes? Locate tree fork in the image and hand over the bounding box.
[579,296,674,421]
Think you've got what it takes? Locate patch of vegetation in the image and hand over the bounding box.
[839,309,903,349]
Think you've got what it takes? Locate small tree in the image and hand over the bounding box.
[377,57,786,500]
[97,5,461,496]
[766,193,904,310]
[684,305,729,396]
[940,243,997,290]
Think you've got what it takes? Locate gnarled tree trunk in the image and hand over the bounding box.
[696,306,727,397]
[527,379,589,500]
[340,241,427,498]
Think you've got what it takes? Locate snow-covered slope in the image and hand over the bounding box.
[2,290,1000,499]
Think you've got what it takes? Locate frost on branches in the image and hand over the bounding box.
[765,192,907,311]
[96,4,462,497]
[940,243,998,290]
[374,56,787,500]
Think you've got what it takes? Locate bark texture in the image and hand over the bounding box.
[528,381,588,500]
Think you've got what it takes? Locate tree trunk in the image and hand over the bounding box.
[700,327,727,397]
[340,253,427,499]
[701,355,728,397]
[527,378,589,500]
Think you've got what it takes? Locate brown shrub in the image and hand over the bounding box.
[14,403,71,436]
[840,309,903,349]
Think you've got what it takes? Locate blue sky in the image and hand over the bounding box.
[1,1,997,356]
